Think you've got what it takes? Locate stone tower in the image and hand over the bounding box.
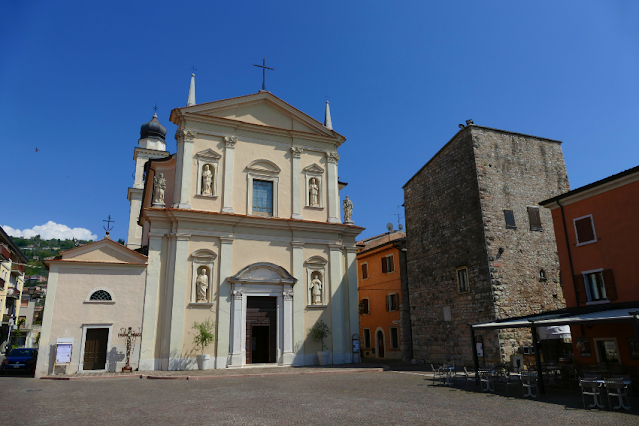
[403,125,570,366]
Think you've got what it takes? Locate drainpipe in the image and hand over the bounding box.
[557,199,579,306]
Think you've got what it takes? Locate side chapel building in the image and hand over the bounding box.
[36,76,363,375]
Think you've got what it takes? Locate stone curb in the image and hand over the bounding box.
[41,367,385,381]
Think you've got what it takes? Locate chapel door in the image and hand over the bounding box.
[246,296,277,364]
[83,328,109,370]
[377,331,385,358]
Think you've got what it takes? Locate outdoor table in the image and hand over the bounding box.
[478,369,495,392]
[439,367,455,386]
[542,368,561,387]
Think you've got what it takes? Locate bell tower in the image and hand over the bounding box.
[126,112,170,249]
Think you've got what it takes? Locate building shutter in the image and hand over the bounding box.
[602,269,617,300]
[528,207,542,231]
[386,294,390,312]
[574,274,588,304]
[362,298,369,314]
[575,217,595,244]
[381,257,388,274]
[503,210,516,229]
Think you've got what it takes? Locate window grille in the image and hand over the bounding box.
[90,290,112,301]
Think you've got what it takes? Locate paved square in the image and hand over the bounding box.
[1,371,637,425]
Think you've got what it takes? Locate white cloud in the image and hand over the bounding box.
[3,221,97,241]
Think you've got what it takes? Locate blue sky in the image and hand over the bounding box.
[1,1,638,242]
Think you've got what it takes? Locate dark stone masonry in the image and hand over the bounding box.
[403,125,570,366]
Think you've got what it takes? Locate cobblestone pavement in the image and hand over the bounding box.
[1,371,637,425]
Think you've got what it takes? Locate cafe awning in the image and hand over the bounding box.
[538,325,571,340]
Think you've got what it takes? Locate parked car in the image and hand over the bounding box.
[0,348,38,375]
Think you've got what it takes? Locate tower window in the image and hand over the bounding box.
[503,210,516,229]
[527,207,542,231]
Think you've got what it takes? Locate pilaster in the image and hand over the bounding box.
[291,240,305,364]
[229,287,244,365]
[326,151,341,223]
[173,129,197,209]
[168,234,190,370]
[282,288,295,365]
[215,236,234,368]
[329,243,345,363]
[291,147,303,220]
[345,246,359,363]
[222,136,237,213]
[138,234,163,370]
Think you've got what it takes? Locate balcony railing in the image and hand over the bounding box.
[0,245,10,261]
[6,287,19,298]
[11,264,24,274]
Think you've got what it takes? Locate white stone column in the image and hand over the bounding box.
[229,287,244,366]
[173,129,197,209]
[345,247,359,363]
[291,241,305,365]
[34,264,59,378]
[138,234,163,371]
[215,236,234,368]
[326,151,341,223]
[329,244,345,363]
[282,287,295,365]
[291,147,303,220]
[222,136,237,213]
[168,234,190,370]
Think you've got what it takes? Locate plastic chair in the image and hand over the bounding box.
[478,369,495,393]
[605,379,632,410]
[580,379,605,409]
[521,371,538,399]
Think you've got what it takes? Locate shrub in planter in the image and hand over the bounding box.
[308,320,331,365]
[192,318,216,370]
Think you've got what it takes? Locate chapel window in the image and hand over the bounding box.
[252,180,273,216]
[90,290,112,301]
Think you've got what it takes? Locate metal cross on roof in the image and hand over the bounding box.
[253,57,275,91]
[103,215,115,236]
[191,66,197,73]
[153,103,158,114]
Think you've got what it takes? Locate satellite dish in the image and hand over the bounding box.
[386,223,394,232]
[398,223,404,231]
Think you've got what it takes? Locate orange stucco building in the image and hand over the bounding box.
[540,165,639,369]
[356,231,407,360]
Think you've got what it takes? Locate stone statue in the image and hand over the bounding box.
[196,268,209,302]
[310,272,323,305]
[202,165,213,196]
[343,196,353,224]
[309,178,319,207]
[153,173,166,206]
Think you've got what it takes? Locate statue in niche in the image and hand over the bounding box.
[153,173,166,205]
[201,165,213,196]
[343,195,353,223]
[309,178,319,207]
[196,267,209,302]
[310,272,323,305]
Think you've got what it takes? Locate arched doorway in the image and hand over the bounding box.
[376,330,385,358]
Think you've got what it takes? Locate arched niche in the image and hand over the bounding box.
[305,256,328,307]
[190,249,217,304]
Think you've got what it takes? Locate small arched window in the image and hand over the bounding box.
[90,290,112,301]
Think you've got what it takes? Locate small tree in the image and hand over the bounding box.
[192,318,216,355]
[308,320,331,351]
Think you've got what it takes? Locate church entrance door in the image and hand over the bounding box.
[83,328,109,370]
[246,297,277,364]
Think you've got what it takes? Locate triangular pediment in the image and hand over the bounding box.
[196,148,221,160]
[59,238,148,264]
[303,163,324,173]
[172,92,344,142]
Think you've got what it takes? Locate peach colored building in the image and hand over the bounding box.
[357,231,407,360]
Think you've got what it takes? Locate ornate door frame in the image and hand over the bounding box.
[227,263,297,367]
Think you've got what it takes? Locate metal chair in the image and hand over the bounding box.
[455,367,475,390]
[521,371,538,399]
[496,371,521,397]
[430,364,444,386]
[478,369,495,393]
[605,379,632,410]
[612,375,633,397]
[580,378,605,409]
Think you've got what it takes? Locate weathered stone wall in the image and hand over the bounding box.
[404,131,496,366]
[472,127,569,360]
[404,126,570,367]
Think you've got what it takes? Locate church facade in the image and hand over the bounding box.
[132,83,363,370]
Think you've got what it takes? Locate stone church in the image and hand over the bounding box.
[36,76,363,375]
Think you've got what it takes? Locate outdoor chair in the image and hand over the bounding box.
[430,364,444,386]
[605,379,632,410]
[455,367,475,390]
[580,379,605,409]
[478,369,495,393]
[564,365,579,391]
[496,371,520,397]
[612,375,633,397]
[521,371,538,399]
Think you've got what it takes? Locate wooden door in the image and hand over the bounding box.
[246,297,277,364]
[83,328,109,370]
[377,331,385,358]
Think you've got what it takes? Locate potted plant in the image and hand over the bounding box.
[192,318,216,370]
[308,320,331,366]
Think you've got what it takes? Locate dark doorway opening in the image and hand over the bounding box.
[377,330,385,358]
[246,296,277,364]
[83,328,109,370]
